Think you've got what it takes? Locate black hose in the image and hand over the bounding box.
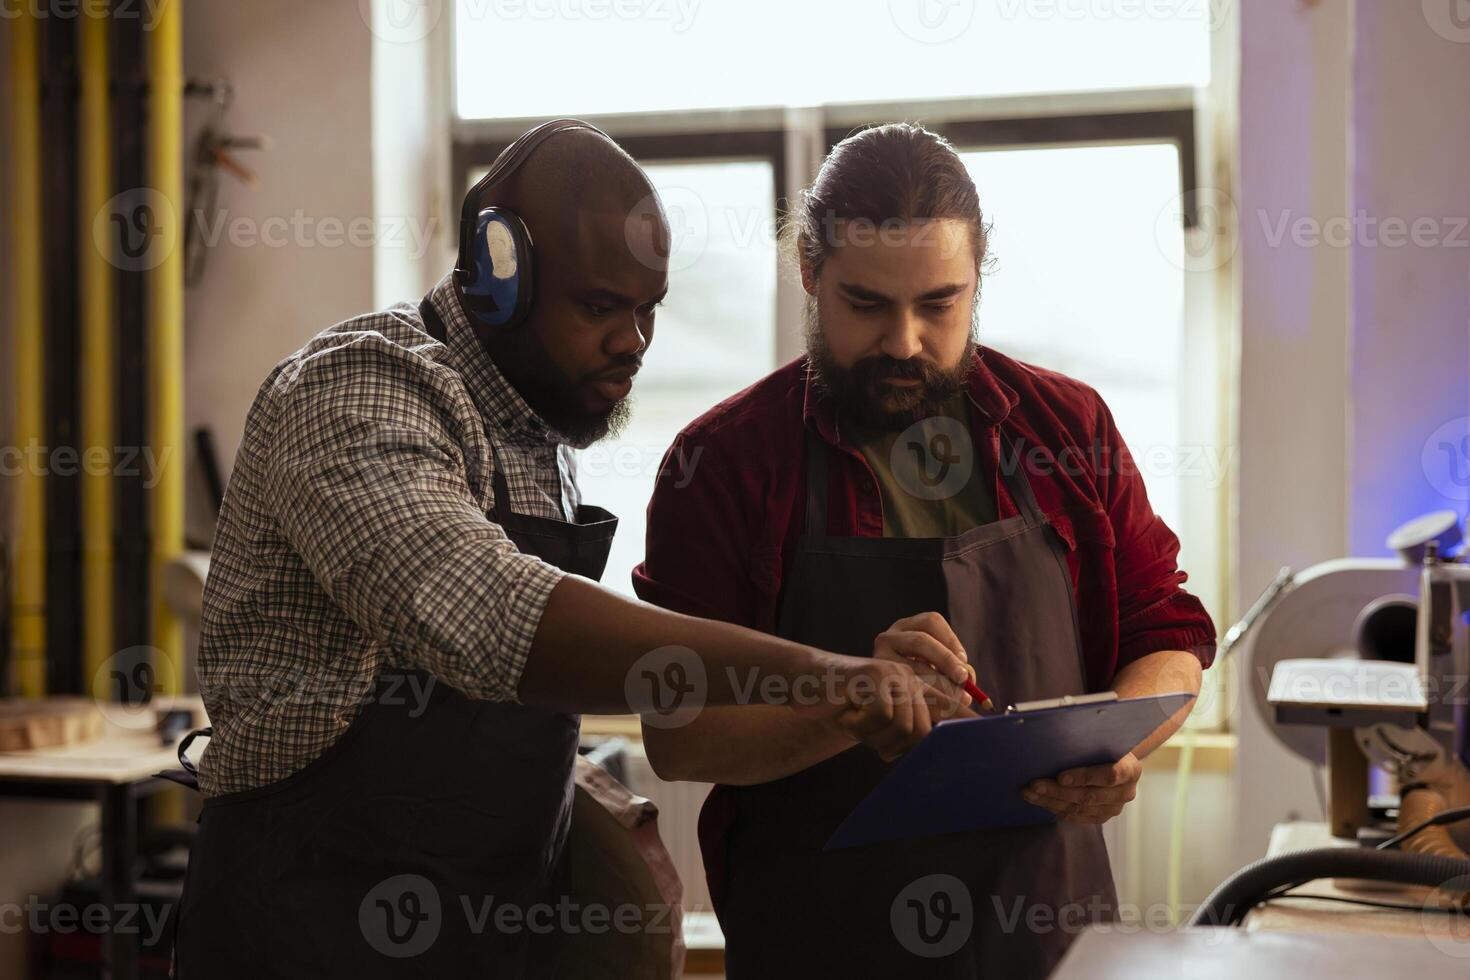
[1189,847,1470,927]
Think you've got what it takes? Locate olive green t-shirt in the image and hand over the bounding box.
[843,394,998,539]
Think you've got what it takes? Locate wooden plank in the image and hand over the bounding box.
[0,698,104,751]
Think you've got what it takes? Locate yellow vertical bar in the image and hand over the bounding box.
[149,0,184,695]
[8,8,47,697]
[80,6,116,693]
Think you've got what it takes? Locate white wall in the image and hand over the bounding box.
[182,0,448,526]
[1232,0,1470,868]
[370,1,454,310]
[1348,4,1470,553]
[1232,0,1354,868]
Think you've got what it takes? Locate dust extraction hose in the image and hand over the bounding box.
[1398,787,1470,859]
[1188,847,1470,927]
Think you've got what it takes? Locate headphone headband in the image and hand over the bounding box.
[454,118,613,284]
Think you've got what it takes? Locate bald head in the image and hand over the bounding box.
[468,125,671,447]
[497,128,652,211]
[468,127,671,301]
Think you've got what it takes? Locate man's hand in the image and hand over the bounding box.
[872,612,976,722]
[790,612,973,760]
[1022,753,1143,824]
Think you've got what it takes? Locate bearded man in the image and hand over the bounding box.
[634,122,1216,978]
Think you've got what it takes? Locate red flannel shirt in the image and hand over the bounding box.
[633,349,1217,686]
[632,349,1216,913]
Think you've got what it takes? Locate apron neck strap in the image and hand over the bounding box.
[489,446,515,521]
[994,427,1045,522]
[803,427,830,535]
[419,293,521,524]
[801,422,1046,534]
[419,296,448,344]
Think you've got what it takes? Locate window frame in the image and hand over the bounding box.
[451,127,789,226]
[449,90,1228,732]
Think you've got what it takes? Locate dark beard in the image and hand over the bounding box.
[482,324,633,449]
[803,298,977,431]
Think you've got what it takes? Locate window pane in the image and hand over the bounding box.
[959,143,1186,531]
[455,0,1211,119]
[575,159,778,595]
[960,143,1230,728]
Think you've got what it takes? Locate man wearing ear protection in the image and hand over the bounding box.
[170,120,976,977]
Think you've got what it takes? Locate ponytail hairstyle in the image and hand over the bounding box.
[785,122,991,283]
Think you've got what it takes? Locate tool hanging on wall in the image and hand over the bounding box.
[183,80,270,287]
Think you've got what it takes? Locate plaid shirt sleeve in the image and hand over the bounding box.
[260,331,566,704]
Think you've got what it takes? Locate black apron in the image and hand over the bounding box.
[718,426,1117,979]
[172,298,618,978]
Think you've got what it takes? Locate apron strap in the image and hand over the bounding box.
[419,296,448,344]
[419,294,510,521]
[489,453,515,523]
[995,427,1046,523]
[178,726,211,779]
[802,427,829,536]
[488,445,577,526]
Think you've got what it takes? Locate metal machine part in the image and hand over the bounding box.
[1243,558,1421,768]
[1223,511,1470,881]
[1385,508,1463,565]
[1267,539,1470,839]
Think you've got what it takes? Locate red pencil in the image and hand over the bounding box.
[962,666,994,712]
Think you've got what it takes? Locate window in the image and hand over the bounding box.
[960,142,1188,538]
[454,1,1210,119]
[573,158,778,594]
[448,4,1226,729]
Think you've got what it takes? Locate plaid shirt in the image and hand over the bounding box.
[195,274,578,796]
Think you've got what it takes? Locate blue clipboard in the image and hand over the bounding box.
[824,691,1196,850]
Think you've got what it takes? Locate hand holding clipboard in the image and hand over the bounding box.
[825,691,1196,850]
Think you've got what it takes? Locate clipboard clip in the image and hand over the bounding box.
[1004,691,1120,715]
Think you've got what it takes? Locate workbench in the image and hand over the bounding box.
[1244,820,1467,942]
[1054,820,1469,976]
[0,700,202,980]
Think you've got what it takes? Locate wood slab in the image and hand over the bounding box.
[0,698,107,752]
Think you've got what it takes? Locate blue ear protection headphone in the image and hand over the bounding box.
[455,118,613,333]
